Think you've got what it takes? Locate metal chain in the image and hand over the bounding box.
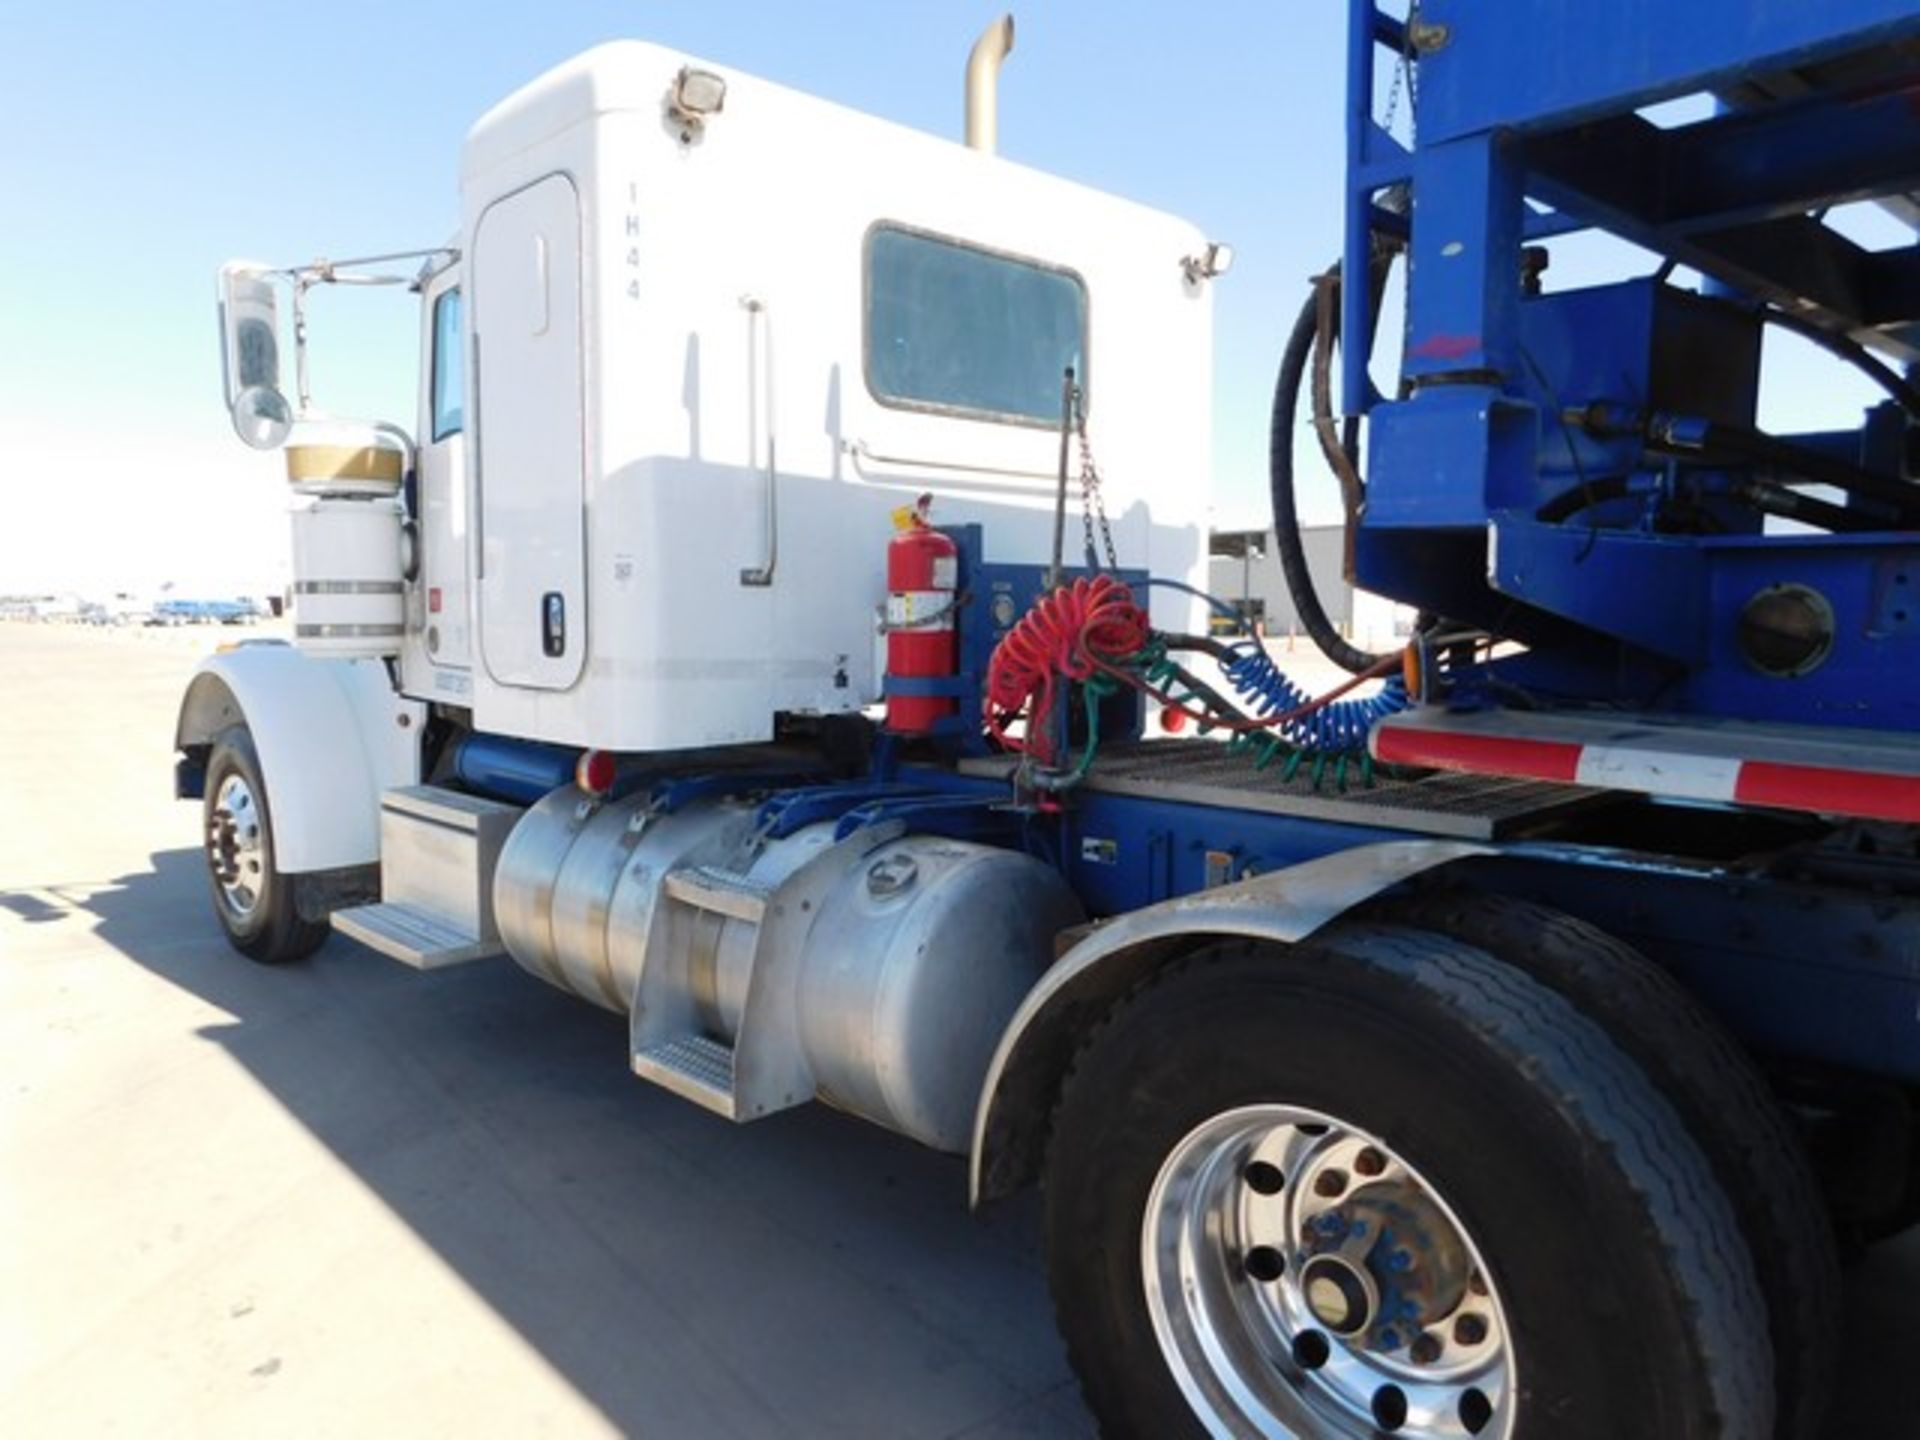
[1073,383,1119,571]
[1382,1,1420,145]
[1404,0,1421,138]
[1382,50,1404,142]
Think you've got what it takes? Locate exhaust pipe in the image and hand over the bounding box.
[965,14,1015,153]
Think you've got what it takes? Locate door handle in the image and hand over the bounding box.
[739,293,777,587]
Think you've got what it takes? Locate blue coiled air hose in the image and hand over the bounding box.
[1222,644,1410,754]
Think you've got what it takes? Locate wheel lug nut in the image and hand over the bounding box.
[1410,1333,1443,1364]
[1308,1211,1349,1240]
[1468,1271,1488,1297]
[1312,1168,1349,1198]
[1453,1313,1489,1346]
[1354,1146,1387,1177]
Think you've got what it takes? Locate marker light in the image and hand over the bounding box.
[576,749,617,798]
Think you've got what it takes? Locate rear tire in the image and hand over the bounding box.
[1044,929,1772,1439]
[1364,891,1838,1439]
[201,725,329,964]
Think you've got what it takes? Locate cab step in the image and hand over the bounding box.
[330,784,522,969]
[332,900,505,969]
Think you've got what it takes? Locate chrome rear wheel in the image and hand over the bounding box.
[1043,932,1773,1440]
[1143,1104,1512,1438]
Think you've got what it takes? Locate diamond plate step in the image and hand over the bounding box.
[332,901,504,969]
[661,865,772,923]
[632,1034,738,1118]
[959,739,1614,840]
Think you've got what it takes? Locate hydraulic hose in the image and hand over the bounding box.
[1269,270,1391,676]
[1536,475,1634,524]
[1575,402,1920,523]
[1756,304,1920,422]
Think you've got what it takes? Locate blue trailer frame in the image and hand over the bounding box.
[1341,0,1920,737]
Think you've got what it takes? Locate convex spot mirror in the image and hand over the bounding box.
[231,383,293,450]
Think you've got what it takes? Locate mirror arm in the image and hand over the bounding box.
[291,276,314,416]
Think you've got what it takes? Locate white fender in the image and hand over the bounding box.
[174,642,424,873]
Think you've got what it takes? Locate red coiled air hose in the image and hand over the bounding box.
[985,575,1149,765]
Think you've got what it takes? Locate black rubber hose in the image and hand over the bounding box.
[1758,304,1920,421]
[1536,475,1633,524]
[1269,278,1392,676]
[1578,403,1920,522]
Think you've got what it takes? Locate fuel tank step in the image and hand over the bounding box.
[660,865,773,924]
[632,1034,739,1117]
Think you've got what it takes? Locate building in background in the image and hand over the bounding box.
[1208,525,1413,650]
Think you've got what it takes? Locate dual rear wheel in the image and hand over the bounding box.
[1045,910,1833,1439]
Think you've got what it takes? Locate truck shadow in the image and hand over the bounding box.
[82,849,1089,1439]
[77,850,1920,1438]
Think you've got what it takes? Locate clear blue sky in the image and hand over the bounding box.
[0,0,1880,592]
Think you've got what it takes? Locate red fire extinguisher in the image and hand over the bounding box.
[885,494,959,734]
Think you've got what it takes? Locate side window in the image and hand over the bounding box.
[431,288,464,441]
[864,225,1088,427]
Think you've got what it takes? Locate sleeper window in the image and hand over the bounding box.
[865,226,1088,427]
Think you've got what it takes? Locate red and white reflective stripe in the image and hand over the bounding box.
[1372,725,1920,823]
[886,590,953,631]
[1735,762,1920,820]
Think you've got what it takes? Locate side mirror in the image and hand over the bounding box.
[218,261,291,449]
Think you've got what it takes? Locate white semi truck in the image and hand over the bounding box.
[179,17,1909,1440]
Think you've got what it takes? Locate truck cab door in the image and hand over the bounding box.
[471,173,587,691]
[414,267,472,674]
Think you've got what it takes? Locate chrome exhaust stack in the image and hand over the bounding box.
[965,14,1015,153]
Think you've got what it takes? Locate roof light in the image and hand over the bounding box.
[669,67,728,130]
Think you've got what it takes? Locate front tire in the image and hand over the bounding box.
[1043,929,1772,1439]
[202,725,329,964]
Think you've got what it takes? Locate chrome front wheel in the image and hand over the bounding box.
[207,771,266,922]
[199,725,330,964]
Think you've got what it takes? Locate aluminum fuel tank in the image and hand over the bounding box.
[492,786,1082,1151]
